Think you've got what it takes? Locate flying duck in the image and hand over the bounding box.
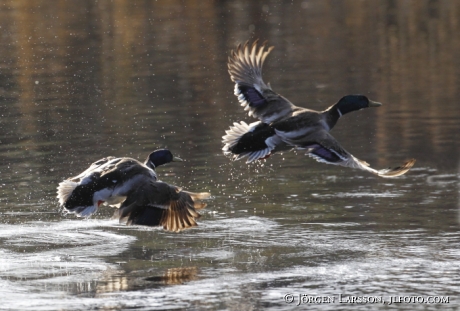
[222,40,415,177]
[57,149,210,232]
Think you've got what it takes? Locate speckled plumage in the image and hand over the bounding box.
[223,40,416,177]
[57,149,210,232]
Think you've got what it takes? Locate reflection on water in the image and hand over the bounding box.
[0,0,460,310]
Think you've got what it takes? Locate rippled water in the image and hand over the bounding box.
[1,1,460,310]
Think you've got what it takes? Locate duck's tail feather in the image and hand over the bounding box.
[58,182,100,217]
[222,121,283,163]
[56,180,79,206]
[222,120,260,150]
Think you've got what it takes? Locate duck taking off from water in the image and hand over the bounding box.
[222,40,415,177]
[57,149,210,232]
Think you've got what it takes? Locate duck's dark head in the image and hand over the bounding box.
[323,95,382,130]
[146,149,183,169]
[333,95,382,117]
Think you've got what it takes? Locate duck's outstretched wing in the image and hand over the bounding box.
[116,181,210,232]
[228,40,299,124]
[280,130,416,177]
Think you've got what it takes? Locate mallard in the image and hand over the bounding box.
[222,41,416,177]
[57,149,210,232]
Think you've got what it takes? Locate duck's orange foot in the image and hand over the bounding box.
[259,154,271,160]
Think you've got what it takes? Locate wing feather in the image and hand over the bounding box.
[228,41,298,124]
[117,181,210,232]
[282,130,416,178]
